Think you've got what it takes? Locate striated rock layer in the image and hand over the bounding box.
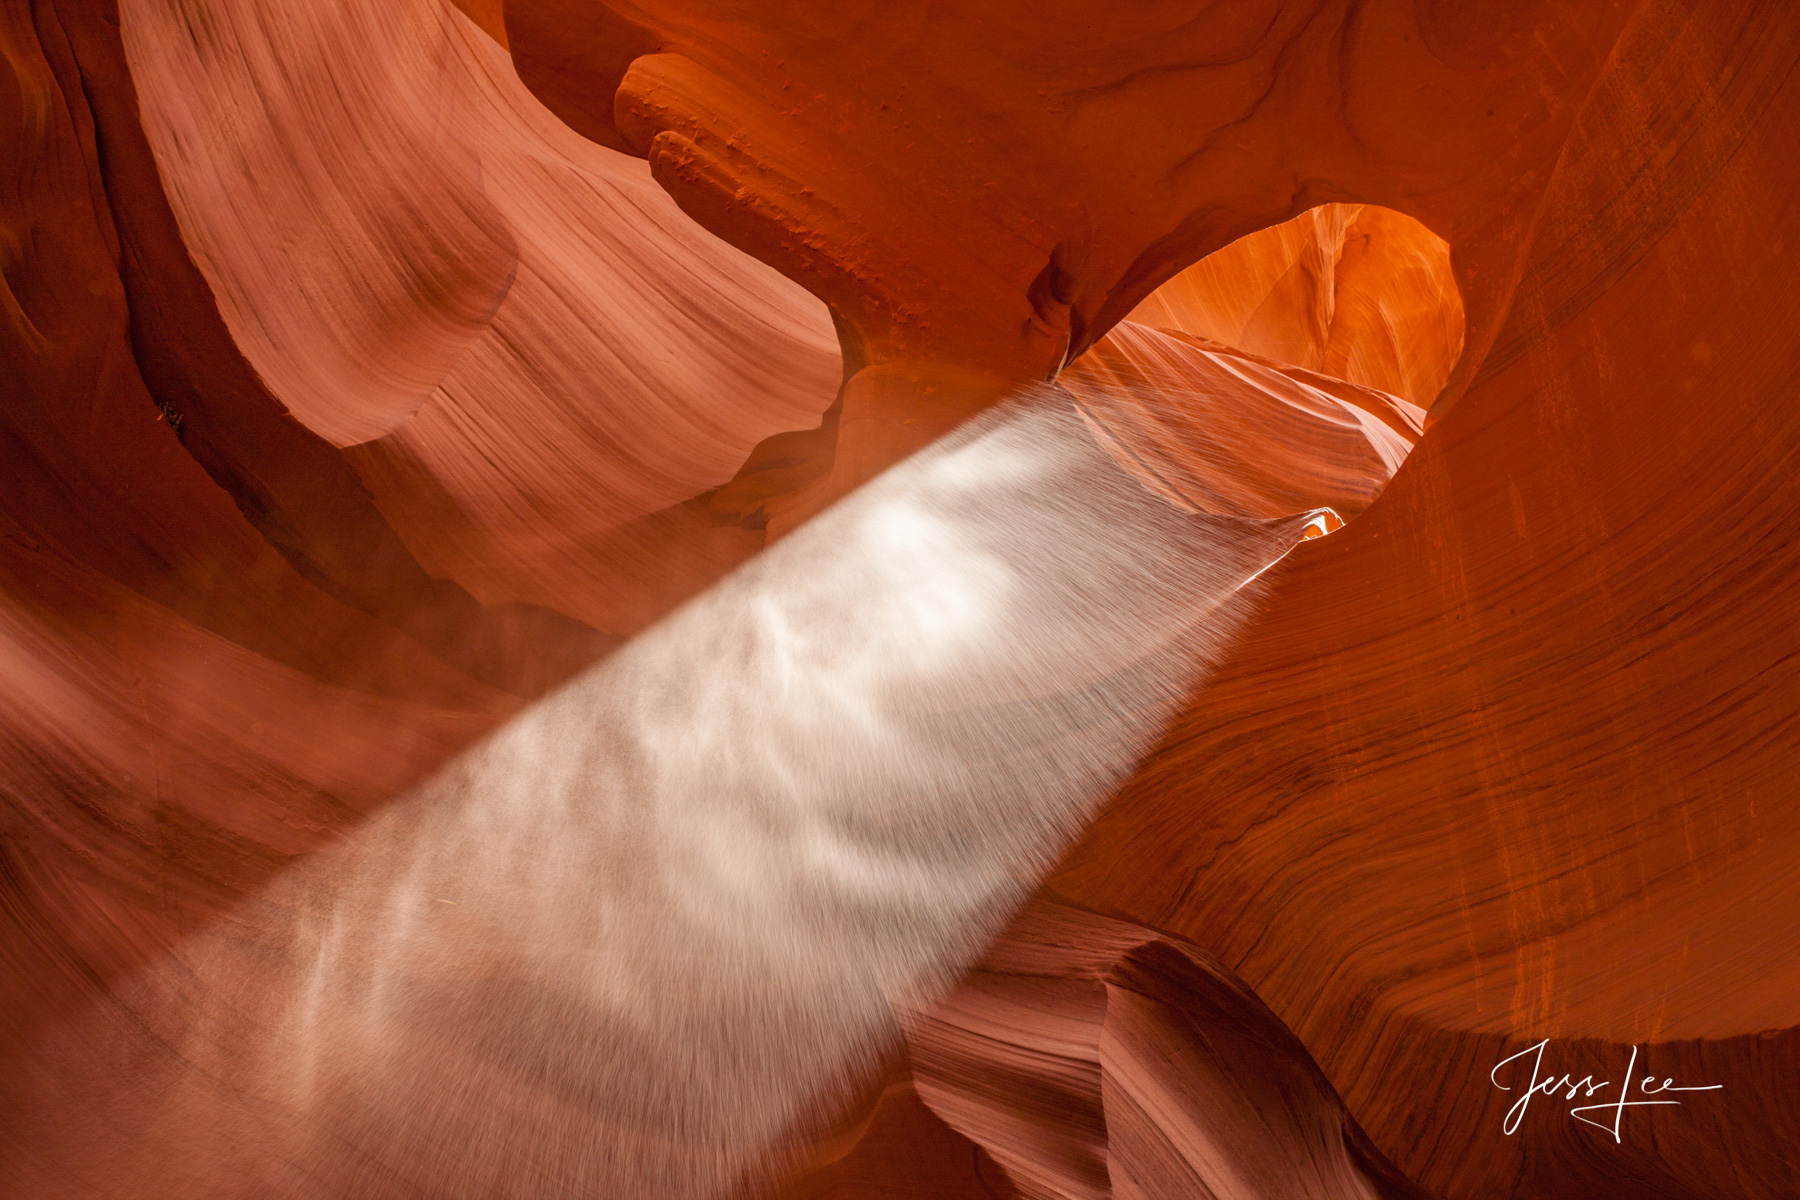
[1,3,1422,1194]
[0,0,834,1079]
[0,0,1796,1198]
[499,0,1800,1196]
[119,0,843,633]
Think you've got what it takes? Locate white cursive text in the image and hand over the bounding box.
[1489,1040,1722,1142]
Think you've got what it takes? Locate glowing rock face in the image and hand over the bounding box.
[1126,204,1465,410]
[120,0,842,633]
[1,1,1797,1199]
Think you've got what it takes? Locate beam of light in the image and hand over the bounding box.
[4,386,1328,1199]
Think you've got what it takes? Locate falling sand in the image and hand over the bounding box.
[1,389,1327,1198]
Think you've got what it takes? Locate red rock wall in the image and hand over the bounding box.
[504,0,1798,1194]
[0,0,833,1065]
[120,0,842,634]
[2,0,1796,1197]
[1051,6,1800,1198]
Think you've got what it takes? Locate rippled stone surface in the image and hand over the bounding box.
[2,2,1796,1198]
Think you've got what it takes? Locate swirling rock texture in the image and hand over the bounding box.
[1,0,1796,1198]
[0,0,840,1063]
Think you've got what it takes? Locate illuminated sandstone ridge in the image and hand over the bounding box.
[0,1,1795,1199]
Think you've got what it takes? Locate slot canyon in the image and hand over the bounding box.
[1,1,1796,1197]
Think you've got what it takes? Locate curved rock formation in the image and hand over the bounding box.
[504,0,1630,499]
[2,0,1797,1198]
[0,0,834,1083]
[120,0,842,633]
[502,1,1800,1196]
[908,897,1430,1200]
